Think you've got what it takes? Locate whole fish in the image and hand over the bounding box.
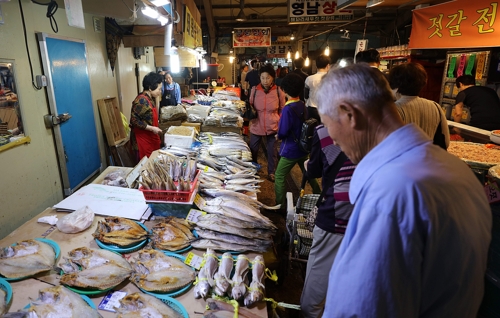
[193,264,210,299]
[224,185,260,193]
[224,171,259,180]
[205,298,261,318]
[213,252,234,296]
[203,248,219,287]
[231,255,250,300]
[202,171,227,181]
[151,218,195,251]
[244,255,266,307]
[195,228,271,250]
[0,239,55,279]
[26,285,101,318]
[129,249,195,292]
[202,189,281,210]
[192,239,269,253]
[197,214,276,232]
[59,247,132,290]
[204,198,275,228]
[116,292,182,318]
[227,155,257,169]
[225,178,264,186]
[195,220,274,241]
[92,217,148,247]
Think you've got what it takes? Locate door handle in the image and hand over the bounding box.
[43,113,72,128]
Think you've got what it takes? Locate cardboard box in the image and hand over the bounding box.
[92,157,148,188]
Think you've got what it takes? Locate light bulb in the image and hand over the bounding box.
[201,59,207,71]
[295,50,299,59]
[287,51,291,59]
[229,56,234,63]
[324,45,330,56]
[305,57,310,67]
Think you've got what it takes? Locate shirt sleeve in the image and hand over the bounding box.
[175,83,182,104]
[306,129,323,178]
[455,91,466,104]
[130,96,152,130]
[277,107,293,140]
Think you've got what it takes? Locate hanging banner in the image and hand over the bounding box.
[409,0,500,49]
[184,6,202,49]
[267,44,294,58]
[288,0,352,24]
[354,39,368,58]
[233,27,272,47]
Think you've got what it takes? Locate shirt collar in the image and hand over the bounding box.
[349,124,431,204]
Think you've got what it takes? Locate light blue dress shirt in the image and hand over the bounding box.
[163,82,181,105]
[324,124,492,318]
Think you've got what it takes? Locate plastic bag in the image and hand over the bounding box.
[56,206,95,234]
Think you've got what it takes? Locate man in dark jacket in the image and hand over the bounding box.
[292,57,308,101]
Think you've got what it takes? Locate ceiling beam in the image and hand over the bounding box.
[202,0,217,53]
[211,2,287,8]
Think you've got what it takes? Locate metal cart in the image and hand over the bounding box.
[285,191,319,270]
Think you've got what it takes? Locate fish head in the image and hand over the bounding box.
[0,246,14,258]
[199,281,210,298]
[68,247,92,260]
[118,293,143,311]
[58,258,79,274]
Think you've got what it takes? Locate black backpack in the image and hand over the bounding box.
[290,104,318,153]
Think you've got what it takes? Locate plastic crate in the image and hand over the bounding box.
[296,194,320,217]
[140,170,200,203]
[296,215,313,258]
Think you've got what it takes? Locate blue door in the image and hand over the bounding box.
[38,33,101,196]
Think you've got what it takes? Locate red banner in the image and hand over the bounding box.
[409,0,500,49]
[233,27,271,48]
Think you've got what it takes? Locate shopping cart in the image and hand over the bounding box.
[285,189,319,269]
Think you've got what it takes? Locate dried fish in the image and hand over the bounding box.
[92,217,148,247]
[193,264,210,299]
[116,292,183,318]
[0,239,55,279]
[26,285,101,318]
[151,217,195,251]
[59,247,132,290]
[195,228,271,250]
[244,255,266,307]
[192,239,269,253]
[231,255,250,300]
[129,249,195,292]
[213,252,233,296]
[205,298,261,318]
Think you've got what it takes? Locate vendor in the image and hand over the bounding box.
[454,75,500,130]
[160,72,181,107]
[130,72,163,161]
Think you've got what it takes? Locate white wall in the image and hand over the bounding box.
[0,1,154,239]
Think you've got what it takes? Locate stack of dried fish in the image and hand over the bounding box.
[14,286,101,318]
[192,194,277,253]
[151,217,196,251]
[59,247,132,290]
[139,155,197,191]
[129,249,195,293]
[92,217,148,247]
[0,239,55,279]
[115,293,183,318]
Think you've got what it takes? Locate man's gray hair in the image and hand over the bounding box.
[313,63,394,119]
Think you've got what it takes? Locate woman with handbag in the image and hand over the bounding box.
[248,63,286,182]
[300,125,356,318]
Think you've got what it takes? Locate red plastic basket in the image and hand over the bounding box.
[139,170,200,202]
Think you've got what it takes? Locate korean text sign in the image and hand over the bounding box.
[233,27,271,47]
[288,0,352,24]
[410,0,500,49]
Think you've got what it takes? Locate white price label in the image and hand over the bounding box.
[193,193,206,209]
[98,290,127,312]
[184,252,204,270]
[186,209,206,223]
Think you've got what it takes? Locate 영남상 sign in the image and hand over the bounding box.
[409,0,500,49]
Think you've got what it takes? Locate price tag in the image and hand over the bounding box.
[184,252,204,270]
[484,182,500,204]
[194,193,206,209]
[186,209,206,223]
[98,290,127,312]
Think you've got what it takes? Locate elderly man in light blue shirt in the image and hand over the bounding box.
[313,64,492,318]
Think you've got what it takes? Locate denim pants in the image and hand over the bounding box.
[249,133,277,175]
[274,155,321,206]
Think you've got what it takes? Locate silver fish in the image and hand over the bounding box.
[203,248,219,287]
[202,189,281,210]
[59,247,132,290]
[214,252,234,296]
[0,239,55,279]
[231,255,250,300]
[26,285,102,318]
[225,178,264,185]
[195,220,274,241]
[195,228,271,249]
[193,264,210,299]
[192,239,268,253]
[197,214,276,232]
[129,249,195,293]
[116,292,182,318]
[244,255,266,307]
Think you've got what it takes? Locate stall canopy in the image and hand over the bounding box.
[409,0,500,49]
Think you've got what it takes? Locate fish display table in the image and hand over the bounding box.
[0,207,268,317]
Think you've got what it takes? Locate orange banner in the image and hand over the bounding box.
[409,0,500,49]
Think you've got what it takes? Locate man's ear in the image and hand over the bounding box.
[338,102,360,129]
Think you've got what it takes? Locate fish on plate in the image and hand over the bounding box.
[92,217,148,247]
[129,249,195,293]
[115,292,183,318]
[151,217,195,251]
[9,285,102,318]
[0,239,55,279]
[59,247,132,290]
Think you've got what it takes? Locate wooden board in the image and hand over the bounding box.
[97,97,127,146]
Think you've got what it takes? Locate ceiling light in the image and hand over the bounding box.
[305,57,310,67]
[150,0,170,6]
[236,0,247,21]
[324,45,330,56]
[229,56,235,63]
[287,51,291,59]
[141,6,159,19]
[366,0,384,8]
[295,50,299,59]
[290,33,295,40]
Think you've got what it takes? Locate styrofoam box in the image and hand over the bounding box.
[187,105,211,119]
[164,126,195,148]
